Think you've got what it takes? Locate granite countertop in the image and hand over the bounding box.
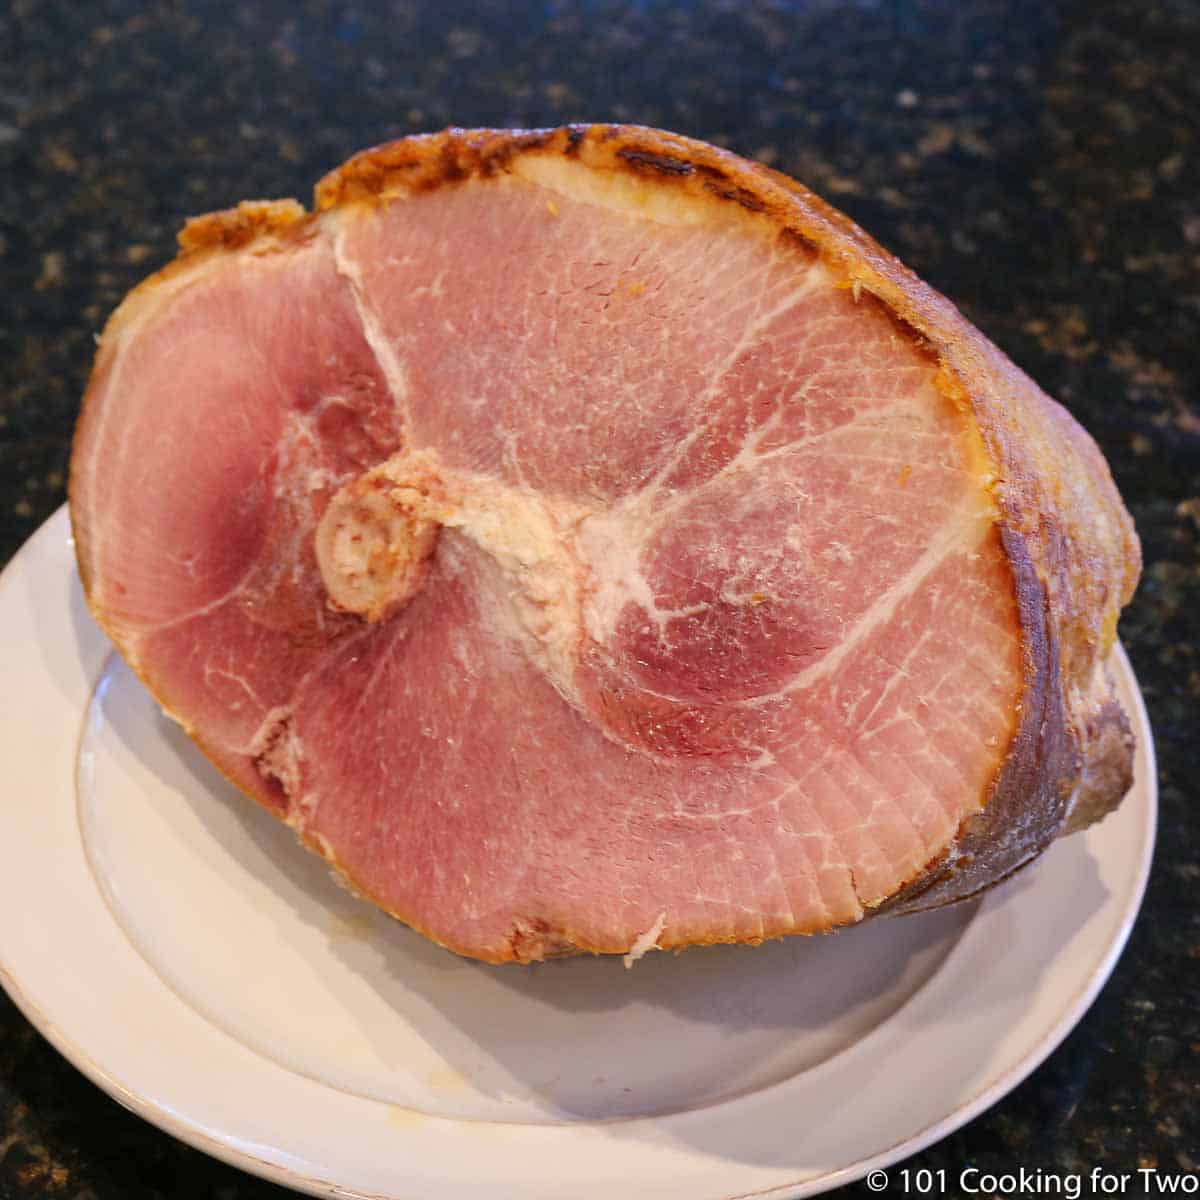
[1,1,1196,1196]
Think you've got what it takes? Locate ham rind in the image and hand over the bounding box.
[69,126,1140,963]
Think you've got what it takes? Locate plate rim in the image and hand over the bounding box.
[0,506,1158,1200]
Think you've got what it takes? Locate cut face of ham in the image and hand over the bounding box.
[69,127,1140,963]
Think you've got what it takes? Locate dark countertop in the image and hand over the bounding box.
[1,1,1196,1196]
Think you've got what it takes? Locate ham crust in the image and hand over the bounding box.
[70,125,1140,957]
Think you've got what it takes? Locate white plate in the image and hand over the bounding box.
[0,507,1156,1199]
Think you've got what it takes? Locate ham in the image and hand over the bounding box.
[69,126,1141,964]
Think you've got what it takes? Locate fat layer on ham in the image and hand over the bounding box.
[70,126,1140,963]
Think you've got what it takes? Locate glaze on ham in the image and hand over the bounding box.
[70,127,1140,963]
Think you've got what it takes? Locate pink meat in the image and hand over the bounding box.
[70,127,1139,963]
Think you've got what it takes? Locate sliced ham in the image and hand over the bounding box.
[69,126,1141,963]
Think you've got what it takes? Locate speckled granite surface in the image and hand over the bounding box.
[1,1,1196,1196]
